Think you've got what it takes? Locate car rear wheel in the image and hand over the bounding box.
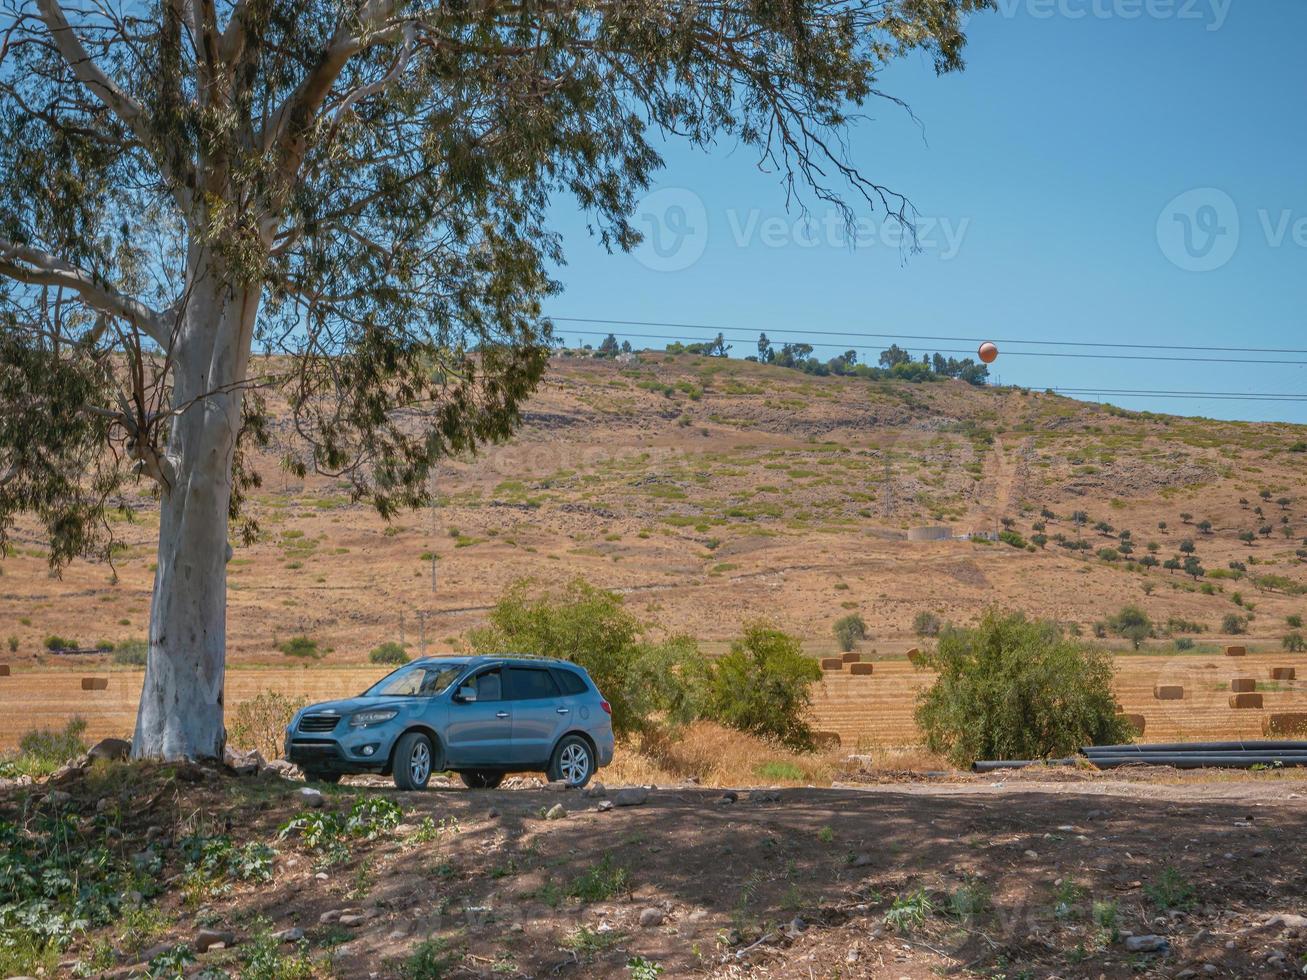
[392,732,435,791]
[547,735,595,788]
[459,770,505,790]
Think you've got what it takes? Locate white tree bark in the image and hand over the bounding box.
[131,252,259,760]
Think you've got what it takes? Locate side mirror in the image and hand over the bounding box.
[454,685,477,703]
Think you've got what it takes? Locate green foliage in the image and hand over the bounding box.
[628,956,665,980]
[705,624,822,750]
[0,717,88,777]
[913,610,942,638]
[179,834,275,886]
[228,691,307,760]
[43,635,78,652]
[241,928,315,980]
[1106,605,1152,650]
[279,796,402,865]
[999,529,1027,549]
[832,613,867,652]
[111,638,148,666]
[566,854,632,901]
[276,635,321,659]
[1145,867,1196,911]
[369,642,411,665]
[1283,632,1306,653]
[883,890,934,933]
[401,938,459,980]
[6,635,16,652]
[1221,613,1247,635]
[914,610,1132,767]
[469,578,706,737]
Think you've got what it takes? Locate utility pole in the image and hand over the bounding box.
[429,465,438,594]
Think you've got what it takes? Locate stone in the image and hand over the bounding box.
[95,796,116,814]
[848,853,873,868]
[319,909,344,925]
[87,737,131,763]
[48,764,84,786]
[545,780,571,792]
[1124,935,1169,953]
[596,800,614,812]
[487,807,500,819]
[273,927,304,943]
[265,759,298,775]
[339,910,378,927]
[748,790,781,804]
[545,803,567,820]
[297,787,325,807]
[613,787,649,807]
[139,942,175,962]
[194,929,235,953]
[582,782,606,798]
[1023,849,1039,861]
[224,746,266,776]
[717,791,738,805]
[638,908,665,928]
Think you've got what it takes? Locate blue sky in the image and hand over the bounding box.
[544,0,1307,423]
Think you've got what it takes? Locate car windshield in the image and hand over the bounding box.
[363,663,465,697]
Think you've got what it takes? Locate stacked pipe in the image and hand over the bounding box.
[1081,740,1307,770]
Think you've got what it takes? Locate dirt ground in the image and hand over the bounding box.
[5,761,1305,979]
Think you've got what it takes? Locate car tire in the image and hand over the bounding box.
[392,732,435,791]
[459,770,505,790]
[303,770,341,784]
[547,735,595,788]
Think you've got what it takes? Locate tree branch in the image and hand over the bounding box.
[0,239,170,348]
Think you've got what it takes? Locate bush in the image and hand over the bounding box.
[112,638,148,666]
[1288,614,1304,629]
[1283,632,1306,653]
[704,624,822,751]
[998,529,1027,549]
[228,691,308,760]
[833,614,867,652]
[914,610,1131,767]
[1221,613,1247,635]
[369,642,410,665]
[470,578,708,737]
[6,635,16,652]
[1106,605,1152,649]
[277,635,321,659]
[3,717,89,776]
[1174,637,1195,651]
[913,611,941,638]
[42,635,78,652]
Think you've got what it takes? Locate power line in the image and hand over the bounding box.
[552,325,1307,366]
[550,316,1307,356]
[1055,389,1307,403]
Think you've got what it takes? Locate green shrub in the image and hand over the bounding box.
[914,610,1131,767]
[1174,637,1195,651]
[6,635,16,652]
[112,638,148,666]
[1221,613,1247,635]
[369,642,410,665]
[1287,614,1303,629]
[2,717,89,777]
[229,691,308,760]
[277,635,321,659]
[999,529,1027,549]
[704,623,821,750]
[833,613,867,652]
[913,610,941,638]
[1283,632,1306,653]
[42,635,78,652]
[1106,605,1152,650]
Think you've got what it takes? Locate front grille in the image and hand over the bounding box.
[298,714,340,733]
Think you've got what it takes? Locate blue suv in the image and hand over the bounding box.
[284,656,615,790]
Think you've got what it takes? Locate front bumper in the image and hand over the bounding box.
[285,736,389,774]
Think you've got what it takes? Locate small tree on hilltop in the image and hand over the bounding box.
[914,610,1131,767]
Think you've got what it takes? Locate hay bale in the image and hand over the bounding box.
[819,658,844,671]
[0,664,9,677]
[813,731,842,750]
[1117,713,1146,736]
[1230,678,1256,693]
[905,647,922,666]
[1228,692,1263,709]
[849,663,875,676]
[840,651,861,664]
[1153,684,1184,701]
[1264,712,1307,737]
[1225,645,1247,657]
[81,677,108,691]
[1270,667,1296,681]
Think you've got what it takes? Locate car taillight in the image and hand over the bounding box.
[600,700,611,715]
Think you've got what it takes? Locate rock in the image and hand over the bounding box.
[544,780,571,792]
[638,908,665,928]
[487,807,500,819]
[319,909,344,925]
[265,759,298,776]
[1023,849,1039,861]
[786,917,806,937]
[748,790,781,803]
[224,746,266,776]
[87,737,131,763]
[596,800,614,812]
[95,796,116,814]
[139,942,175,962]
[848,853,873,868]
[49,763,85,786]
[1263,913,1307,931]
[1124,935,1169,953]
[43,789,73,807]
[339,910,378,927]
[1177,971,1197,979]
[545,803,567,820]
[716,791,738,805]
[194,929,235,953]
[613,787,649,807]
[297,787,325,808]
[272,927,304,943]
[582,782,606,798]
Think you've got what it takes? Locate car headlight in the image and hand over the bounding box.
[349,709,398,728]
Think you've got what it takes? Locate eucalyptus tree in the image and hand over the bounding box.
[0,0,989,758]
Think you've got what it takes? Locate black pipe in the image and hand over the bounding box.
[1085,754,1307,769]
[1083,740,1307,754]
[971,758,1078,772]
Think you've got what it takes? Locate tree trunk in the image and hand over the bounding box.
[132,258,259,760]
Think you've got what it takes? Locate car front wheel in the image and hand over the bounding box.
[547,735,595,788]
[459,770,505,790]
[392,732,435,791]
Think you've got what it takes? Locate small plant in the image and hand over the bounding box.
[400,937,459,980]
[883,890,934,933]
[369,641,410,665]
[567,854,632,902]
[1221,613,1248,635]
[112,638,148,666]
[5,635,16,652]
[43,635,78,652]
[1283,632,1306,653]
[1145,867,1196,911]
[832,613,867,652]
[276,635,321,659]
[228,690,307,760]
[1174,637,1195,651]
[816,825,835,844]
[628,956,664,980]
[242,928,314,980]
[913,610,942,638]
[1288,614,1303,629]
[145,944,194,979]
[279,795,402,864]
[947,880,990,919]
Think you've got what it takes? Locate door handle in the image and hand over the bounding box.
[496,711,509,719]
[556,707,570,715]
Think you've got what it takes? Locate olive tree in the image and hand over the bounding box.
[0,0,988,758]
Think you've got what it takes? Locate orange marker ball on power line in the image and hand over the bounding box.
[978,342,998,364]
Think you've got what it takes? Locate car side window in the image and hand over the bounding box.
[509,667,561,700]
[473,668,502,702]
[553,669,588,696]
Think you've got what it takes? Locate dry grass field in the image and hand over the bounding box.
[1,352,1305,755]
